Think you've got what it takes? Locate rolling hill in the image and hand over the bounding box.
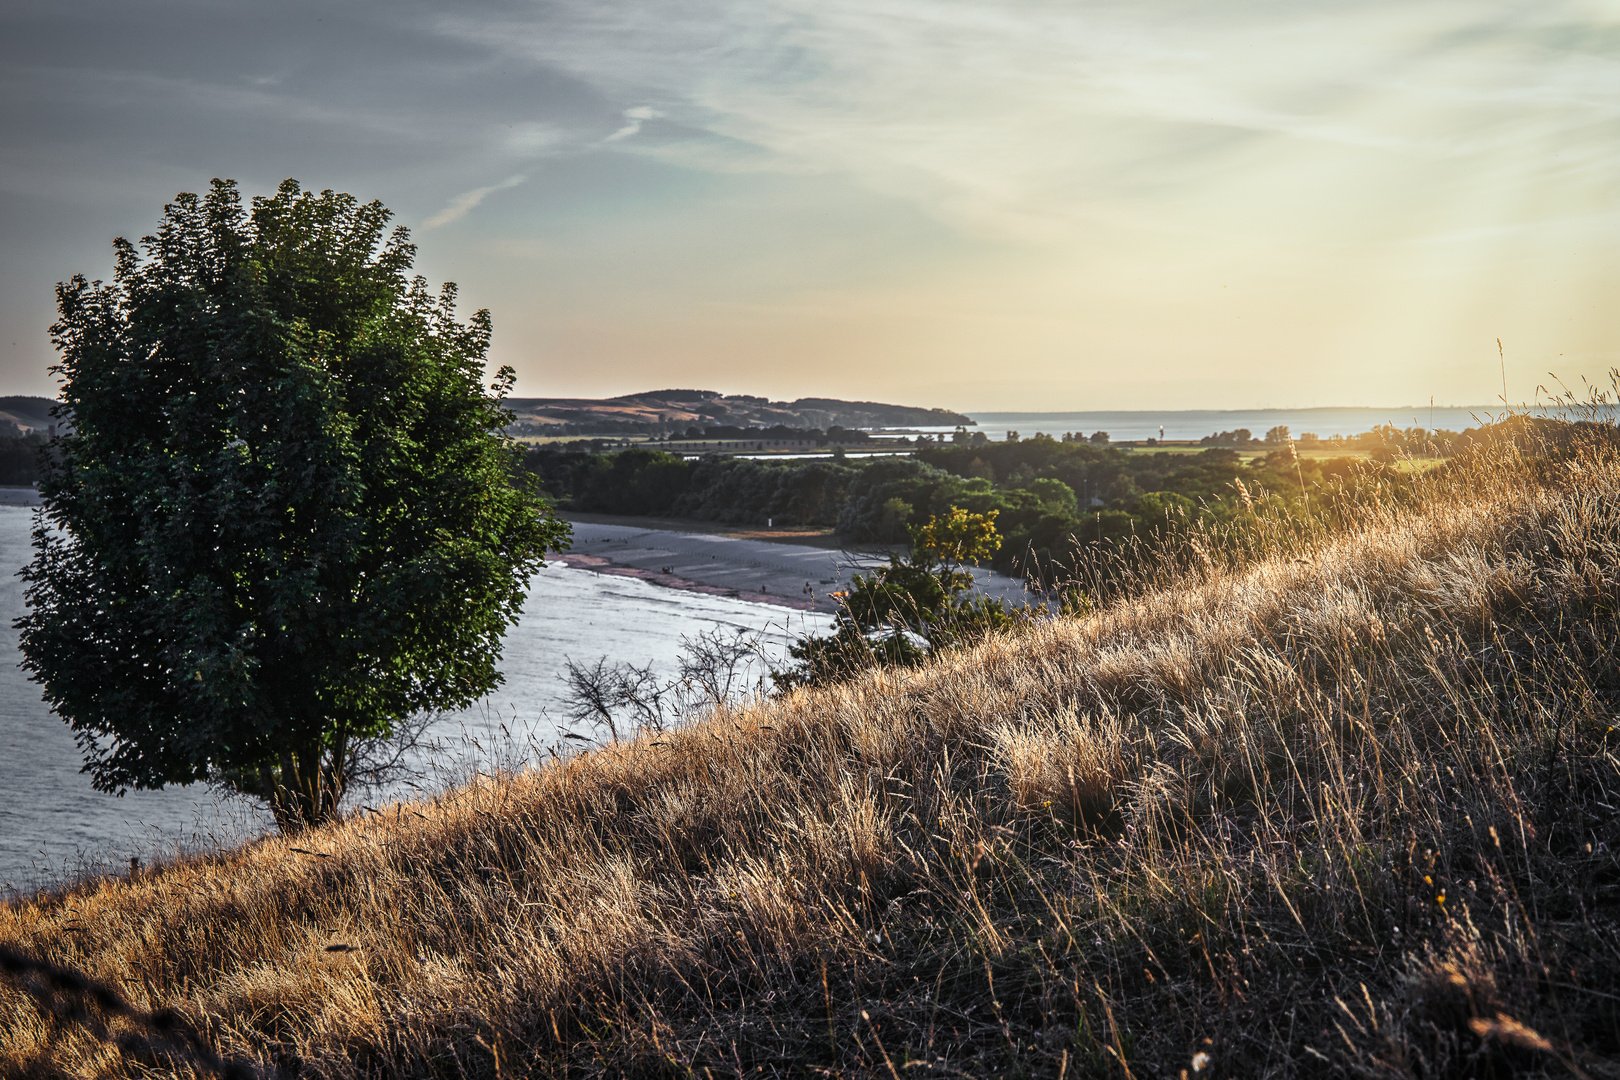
[504,389,973,435]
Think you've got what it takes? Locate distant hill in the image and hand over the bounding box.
[0,396,58,433]
[0,391,971,437]
[503,390,972,435]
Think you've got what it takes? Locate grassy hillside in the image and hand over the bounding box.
[3,435,1619,1078]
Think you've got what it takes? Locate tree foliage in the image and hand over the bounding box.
[775,509,1020,688]
[523,432,1411,582]
[521,446,856,526]
[910,505,1002,567]
[18,179,568,832]
[0,428,51,485]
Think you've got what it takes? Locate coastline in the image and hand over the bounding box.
[551,550,825,611]
[558,510,847,549]
[552,516,849,612]
[552,514,1039,613]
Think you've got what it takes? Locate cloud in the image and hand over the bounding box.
[605,105,662,142]
[2,0,1616,402]
[437,0,1620,243]
[423,174,528,228]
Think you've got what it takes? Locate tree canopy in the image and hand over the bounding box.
[774,508,1017,688]
[19,178,569,831]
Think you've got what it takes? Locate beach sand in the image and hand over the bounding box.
[555,515,1040,613]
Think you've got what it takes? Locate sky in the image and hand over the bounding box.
[1,1,1615,411]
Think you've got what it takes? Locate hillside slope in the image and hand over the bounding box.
[0,395,58,433]
[504,390,973,434]
[3,437,1619,1078]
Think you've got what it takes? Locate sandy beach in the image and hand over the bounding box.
[555,514,1041,613]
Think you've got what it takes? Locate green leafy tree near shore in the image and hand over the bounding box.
[777,508,1016,687]
[18,179,568,833]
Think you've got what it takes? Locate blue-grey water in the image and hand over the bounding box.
[942,404,1618,443]
[0,506,831,895]
[681,405,1585,457]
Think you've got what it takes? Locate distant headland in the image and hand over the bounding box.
[0,396,56,433]
[502,390,973,438]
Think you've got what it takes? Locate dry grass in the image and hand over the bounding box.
[3,437,1619,1078]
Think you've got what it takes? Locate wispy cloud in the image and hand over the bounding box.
[605,105,661,142]
[3,0,1615,404]
[423,174,527,228]
[438,1,1620,242]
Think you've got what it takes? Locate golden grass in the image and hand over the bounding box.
[4,438,1619,1078]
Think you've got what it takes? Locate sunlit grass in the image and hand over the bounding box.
[3,433,1618,1078]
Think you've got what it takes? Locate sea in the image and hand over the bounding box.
[690,405,1564,457]
[0,506,831,895]
[939,404,1617,443]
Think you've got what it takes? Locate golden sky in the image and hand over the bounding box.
[2,0,1615,409]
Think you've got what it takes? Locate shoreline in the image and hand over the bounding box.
[552,515,1038,613]
[558,510,852,550]
[554,514,854,613]
[551,550,824,611]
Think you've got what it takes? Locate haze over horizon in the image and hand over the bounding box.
[2,1,1615,411]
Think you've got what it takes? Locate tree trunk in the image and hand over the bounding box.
[268,738,347,835]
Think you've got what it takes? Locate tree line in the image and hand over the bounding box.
[0,428,51,486]
[524,439,1373,579]
[523,417,1584,580]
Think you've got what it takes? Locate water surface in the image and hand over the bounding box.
[930,405,1616,443]
[0,507,829,893]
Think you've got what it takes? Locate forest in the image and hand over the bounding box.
[523,437,1363,578]
[0,428,50,486]
[521,417,1583,579]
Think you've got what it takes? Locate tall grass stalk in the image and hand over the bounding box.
[3,433,1618,1078]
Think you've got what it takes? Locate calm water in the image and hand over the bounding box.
[0,507,830,894]
[640,405,1620,459]
[922,405,1618,443]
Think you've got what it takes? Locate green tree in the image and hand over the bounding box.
[910,505,1002,566]
[18,179,569,833]
[776,508,1015,687]
[1134,490,1195,525]
[878,496,914,537]
[1025,477,1078,516]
